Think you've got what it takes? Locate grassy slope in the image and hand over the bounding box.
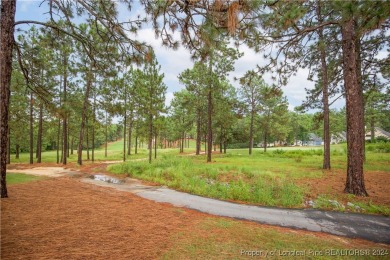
[109,143,390,214]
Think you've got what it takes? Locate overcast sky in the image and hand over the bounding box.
[15,0,349,112]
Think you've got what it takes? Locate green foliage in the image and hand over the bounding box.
[109,155,304,207]
[366,142,390,153]
[226,143,250,149]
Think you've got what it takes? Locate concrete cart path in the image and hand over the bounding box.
[81,174,390,244]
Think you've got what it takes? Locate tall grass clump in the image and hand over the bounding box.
[108,156,304,208]
[366,142,390,153]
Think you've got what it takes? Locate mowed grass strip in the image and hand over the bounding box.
[9,140,149,164]
[162,217,389,260]
[7,173,46,185]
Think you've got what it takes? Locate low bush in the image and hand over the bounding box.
[366,142,390,153]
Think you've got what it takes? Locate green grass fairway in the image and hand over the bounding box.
[10,140,150,164]
[7,173,46,185]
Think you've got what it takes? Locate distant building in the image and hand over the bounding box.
[307,133,323,146]
[365,127,390,140]
[331,131,347,144]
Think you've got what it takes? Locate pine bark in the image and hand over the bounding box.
[154,133,157,159]
[342,19,368,196]
[37,103,43,163]
[0,0,16,198]
[370,117,375,142]
[196,111,201,155]
[317,3,331,170]
[57,117,61,164]
[15,144,19,159]
[62,54,68,165]
[29,91,34,164]
[105,110,108,157]
[77,69,92,165]
[91,93,96,162]
[249,109,254,155]
[67,123,70,158]
[148,114,153,164]
[207,57,213,163]
[86,117,90,160]
[70,137,74,155]
[220,127,223,153]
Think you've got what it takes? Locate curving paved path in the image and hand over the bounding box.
[81,174,390,244]
[8,167,390,244]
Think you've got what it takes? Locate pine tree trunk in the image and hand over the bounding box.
[317,2,331,170]
[77,69,92,165]
[86,118,90,161]
[154,133,157,159]
[249,109,254,155]
[370,117,375,142]
[105,110,108,157]
[123,114,126,162]
[92,93,96,162]
[67,123,70,158]
[204,134,207,153]
[148,115,153,164]
[29,91,34,164]
[207,54,214,162]
[181,135,183,152]
[223,142,227,154]
[71,137,74,155]
[15,144,20,159]
[219,127,223,153]
[123,88,127,162]
[207,88,213,162]
[37,103,43,163]
[342,19,368,196]
[92,121,95,162]
[127,110,132,156]
[0,0,16,198]
[128,119,133,156]
[60,127,63,164]
[263,130,267,153]
[196,112,201,155]
[62,54,67,165]
[57,117,61,164]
